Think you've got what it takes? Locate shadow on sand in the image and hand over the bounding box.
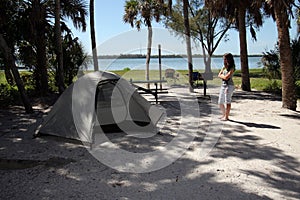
[0,96,299,199]
[228,119,281,129]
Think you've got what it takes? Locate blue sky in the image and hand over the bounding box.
[69,1,299,56]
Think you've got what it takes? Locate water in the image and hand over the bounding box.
[93,56,262,71]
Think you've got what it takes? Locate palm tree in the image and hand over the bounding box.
[0,34,33,113]
[264,0,297,110]
[124,0,166,88]
[90,0,99,71]
[237,2,251,91]
[55,0,65,94]
[183,0,194,92]
[25,0,87,95]
[0,0,20,86]
[29,0,49,95]
[0,0,33,113]
[205,0,264,92]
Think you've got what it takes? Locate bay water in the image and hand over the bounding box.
[94,56,263,71]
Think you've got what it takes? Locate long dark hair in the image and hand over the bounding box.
[223,53,236,71]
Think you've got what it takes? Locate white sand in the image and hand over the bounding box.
[0,88,300,200]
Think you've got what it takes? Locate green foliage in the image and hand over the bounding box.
[234,69,265,78]
[0,71,7,83]
[259,37,300,98]
[123,0,167,29]
[296,80,300,98]
[47,28,89,89]
[1,0,89,95]
[261,37,300,81]
[0,84,20,107]
[261,49,281,79]
[20,72,34,89]
[263,80,282,95]
[291,36,300,81]
[123,67,131,71]
[163,0,231,53]
[61,35,88,86]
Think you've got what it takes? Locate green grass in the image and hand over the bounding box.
[0,72,7,84]
[93,68,285,93]
[234,68,265,78]
[0,68,292,94]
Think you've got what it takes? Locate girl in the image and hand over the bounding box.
[218,53,235,121]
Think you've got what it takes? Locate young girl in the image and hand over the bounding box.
[218,53,235,121]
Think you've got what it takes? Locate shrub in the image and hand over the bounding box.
[296,80,300,98]
[261,49,281,80]
[0,84,21,107]
[263,80,282,95]
[123,67,131,71]
[291,37,300,81]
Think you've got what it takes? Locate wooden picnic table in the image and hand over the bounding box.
[129,79,168,104]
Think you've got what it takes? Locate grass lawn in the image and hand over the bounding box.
[0,72,6,83]
[111,68,282,93]
[0,68,286,94]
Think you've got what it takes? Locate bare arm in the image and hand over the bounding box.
[218,67,224,77]
[218,68,234,80]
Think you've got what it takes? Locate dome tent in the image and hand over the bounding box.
[36,71,164,143]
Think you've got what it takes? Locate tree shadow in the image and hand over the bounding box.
[228,119,281,129]
[233,90,282,101]
[211,125,300,199]
[1,99,299,199]
[241,170,300,199]
[280,113,300,120]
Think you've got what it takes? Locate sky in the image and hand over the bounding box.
[68,1,299,56]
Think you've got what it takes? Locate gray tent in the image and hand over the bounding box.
[37,71,164,143]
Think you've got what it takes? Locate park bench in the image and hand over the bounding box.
[189,72,213,96]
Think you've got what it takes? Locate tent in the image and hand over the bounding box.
[36,71,164,143]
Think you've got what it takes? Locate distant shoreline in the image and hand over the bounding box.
[98,54,263,59]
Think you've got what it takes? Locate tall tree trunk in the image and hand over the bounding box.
[0,34,33,113]
[274,4,297,110]
[4,67,14,85]
[55,0,65,94]
[36,33,48,95]
[238,7,251,91]
[90,0,99,71]
[33,1,48,96]
[145,26,152,89]
[183,0,193,92]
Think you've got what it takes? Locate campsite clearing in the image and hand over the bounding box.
[0,87,300,199]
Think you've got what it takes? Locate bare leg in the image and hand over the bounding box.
[219,104,225,118]
[224,103,231,120]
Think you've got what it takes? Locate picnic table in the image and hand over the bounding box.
[130,79,168,104]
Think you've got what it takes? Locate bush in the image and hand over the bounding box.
[123,67,131,71]
[261,49,281,80]
[296,80,300,98]
[291,37,300,81]
[0,84,21,107]
[263,80,282,95]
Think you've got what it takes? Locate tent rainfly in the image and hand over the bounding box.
[36,71,164,143]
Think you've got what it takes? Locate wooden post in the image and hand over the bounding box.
[204,80,207,96]
[155,82,158,104]
[158,44,162,90]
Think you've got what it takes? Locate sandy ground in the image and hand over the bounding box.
[0,87,300,200]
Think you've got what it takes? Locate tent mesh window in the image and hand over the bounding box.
[96,79,127,107]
